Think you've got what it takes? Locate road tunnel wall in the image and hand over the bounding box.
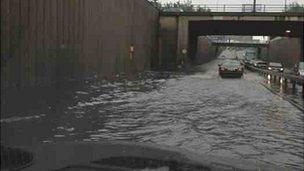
[194,36,217,65]
[1,0,159,91]
[260,37,302,67]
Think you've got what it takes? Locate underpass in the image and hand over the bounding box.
[1,1,304,170]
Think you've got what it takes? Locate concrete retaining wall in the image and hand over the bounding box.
[260,37,301,68]
[1,0,159,90]
[195,36,216,64]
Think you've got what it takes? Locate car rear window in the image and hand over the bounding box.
[269,63,282,67]
[223,60,240,67]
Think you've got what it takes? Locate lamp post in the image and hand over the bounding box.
[253,0,256,12]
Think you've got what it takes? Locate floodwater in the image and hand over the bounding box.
[1,51,304,170]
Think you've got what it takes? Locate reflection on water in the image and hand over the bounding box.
[1,70,304,170]
[279,78,284,94]
[267,75,271,84]
[279,84,284,94]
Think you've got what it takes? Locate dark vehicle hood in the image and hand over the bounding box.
[3,141,294,171]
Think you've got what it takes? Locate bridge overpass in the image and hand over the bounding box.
[159,12,304,63]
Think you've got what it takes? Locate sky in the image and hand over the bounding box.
[160,0,304,5]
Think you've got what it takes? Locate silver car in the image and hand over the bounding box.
[268,62,284,72]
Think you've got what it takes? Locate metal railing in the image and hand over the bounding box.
[246,65,304,99]
[162,4,304,13]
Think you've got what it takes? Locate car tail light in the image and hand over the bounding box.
[220,67,227,71]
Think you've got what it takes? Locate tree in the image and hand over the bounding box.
[286,2,304,13]
[162,0,210,12]
[149,0,211,12]
[148,0,162,9]
[162,1,193,12]
[196,6,211,12]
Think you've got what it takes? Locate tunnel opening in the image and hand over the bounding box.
[188,34,303,68]
[189,35,269,65]
[187,20,304,65]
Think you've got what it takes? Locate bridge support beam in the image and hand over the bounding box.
[159,16,179,69]
[189,33,198,61]
[177,17,189,64]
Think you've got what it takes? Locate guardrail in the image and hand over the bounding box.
[162,4,304,13]
[246,65,304,97]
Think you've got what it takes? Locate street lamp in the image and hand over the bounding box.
[253,0,256,12]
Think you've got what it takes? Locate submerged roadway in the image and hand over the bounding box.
[1,50,303,170]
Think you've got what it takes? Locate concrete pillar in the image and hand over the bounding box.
[188,33,198,61]
[177,17,189,64]
[159,16,178,69]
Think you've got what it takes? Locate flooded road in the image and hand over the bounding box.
[1,52,304,170]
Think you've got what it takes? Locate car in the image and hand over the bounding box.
[293,62,304,77]
[249,59,257,66]
[218,60,244,78]
[268,62,284,72]
[253,60,267,69]
[6,141,292,170]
